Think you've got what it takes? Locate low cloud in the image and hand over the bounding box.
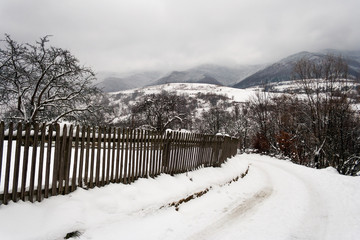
[1,0,359,73]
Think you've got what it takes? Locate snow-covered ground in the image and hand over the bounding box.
[110,83,259,103]
[0,154,359,240]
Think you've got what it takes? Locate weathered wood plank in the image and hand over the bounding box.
[143,130,150,178]
[78,126,86,188]
[3,122,14,204]
[89,127,96,188]
[64,125,73,194]
[36,123,46,202]
[29,123,39,202]
[129,129,135,183]
[20,123,31,201]
[58,124,68,194]
[0,122,4,186]
[95,126,102,187]
[138,129,144,178]
[135,129,141,179]
[101,127,107,186]
[44,124,53,199]
[131,129,137,182]
[115,128,121,183]
[84,126,91,187]
[123,128,129,184]
[52,124,61,196]
[71,125,80,192]
[119,128,126,183]
[110,127,117,183]
[12,122,23,202]
[106,127,112,184]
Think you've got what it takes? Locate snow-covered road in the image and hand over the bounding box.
[0,154,359,240]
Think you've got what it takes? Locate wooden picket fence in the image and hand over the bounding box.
[0,122,239,205]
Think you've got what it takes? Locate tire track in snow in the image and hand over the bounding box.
[255,159,329,240]
[188,165,273,240]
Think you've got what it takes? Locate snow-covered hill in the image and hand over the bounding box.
[109,83,259,124]
[110,83,257,103]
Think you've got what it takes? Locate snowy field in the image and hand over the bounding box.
[110,83,259,103]
[0,154,359,240]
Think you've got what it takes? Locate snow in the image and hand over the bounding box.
[110,83,257,103]
[0,154,360,240]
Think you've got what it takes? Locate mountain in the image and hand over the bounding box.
[233,51,323,89]
[320,49,360,76]
[233,50,360,89]
[96,71,164,92]
[187,64,264,86]
[150,64,263,87]
[96,77,135,92]
[151,71,223,86]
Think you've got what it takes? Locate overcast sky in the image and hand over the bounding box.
[1,0,359,73]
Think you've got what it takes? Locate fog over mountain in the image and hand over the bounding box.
[233,50,360,89]
[97,50,360,92]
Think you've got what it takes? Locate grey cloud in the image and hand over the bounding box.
[1,0,359,73]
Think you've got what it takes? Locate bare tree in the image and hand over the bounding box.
[130,91,190,132]
[198,104,233,135]
[293,54,360,173]
[0,35,105,124]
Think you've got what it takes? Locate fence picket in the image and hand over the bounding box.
[169,132,178,175]
[71,125,80,192]
[12,123,23,202]
[101,127,107,186]
[135,129,141,179]
[52,124,61,196]
[110,127,116,183]
[20,123,31,201]
[3,122,14,204]
[58,125,67,194]
[106,127,112,184]
[37,123,46,202]
[119,128,126,183]
[84,126,91,187]
[131,129,136,182]
[123,129,129,184]
[89,127,96,188]
[138,130,144,178]
[78,126,86,188]
[143,130,150,178]
[0,122,4,185]
[150,131,157,177]
[64,125,73,194]
[44,124,53,198]
[29,123,39,202]
[115,128,121,183]
[96,127,102,187]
